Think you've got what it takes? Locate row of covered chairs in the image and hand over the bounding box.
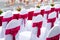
[0,4,60,40]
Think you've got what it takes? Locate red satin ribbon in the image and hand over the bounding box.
[32,22,42,37]
[21,14,28,19]
[5,26,20,40]
[46,34,60,40]
[12,14,21,20]
[0,16,3,26]
[47,18,56,28]
[28,11,34,20]
[2,17,12,23]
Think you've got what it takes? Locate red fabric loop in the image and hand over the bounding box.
[5,26,20,40]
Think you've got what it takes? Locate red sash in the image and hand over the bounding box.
[2,17,12,23]
[5,26,20,40]
[32,22,42,37]
[34,11,40,16]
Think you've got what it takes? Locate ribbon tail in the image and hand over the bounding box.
[37,28,40,38]
[51,22,54,28]
[13,36,15,40]
[57,12,58,18]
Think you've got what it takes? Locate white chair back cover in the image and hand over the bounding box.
[46,23,60,40]
[5,19,20,40]
[0,10,13,38]
[19,8,28,32]
[48,11,57,19]
[30,15,43,40]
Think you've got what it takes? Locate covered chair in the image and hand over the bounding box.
[0,10,13,38]
[46,21,60,40]
[5,19,20,40]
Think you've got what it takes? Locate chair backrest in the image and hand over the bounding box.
[20,8,28,15]
[34,8,40,13]
[27,8,35,12]
[0,10,13,38]
[12,10,20,14]
[44,5,51,11]
[6,19,20,29]
[2,10,13,28]
[54,4,60,8]
[5,19,20,40]
[3,10,13,18]
[33,14,43,23]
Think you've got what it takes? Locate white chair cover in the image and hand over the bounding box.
[19,8,28,32]
[46,22,60,40]
[5,19,20,40]
[39,18,51,40]
[48,11,57,28]
[30,15,43,40]
[0,10,13,38]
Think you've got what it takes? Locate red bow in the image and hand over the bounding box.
[12,14,21,20]
[0,16,3,26]
[46,34,60,40]
[32,22,42,37]
[5,26,20,40]
[47,18,56,28]
[21,14,28,19]
[28,11,34,20]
